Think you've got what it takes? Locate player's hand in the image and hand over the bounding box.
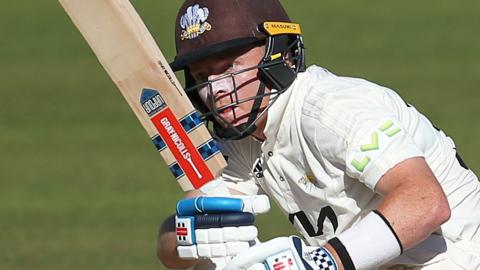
[175,195,270,263]
[225,236,337,270]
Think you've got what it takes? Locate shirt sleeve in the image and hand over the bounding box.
[344,116,424,189]
[217,137,264,195]
[302,83,425,190]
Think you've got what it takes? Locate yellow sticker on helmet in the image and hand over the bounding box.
[262,22,302,36]
[270,53,282,61]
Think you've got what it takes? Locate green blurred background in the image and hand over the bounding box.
[1,0,479,269]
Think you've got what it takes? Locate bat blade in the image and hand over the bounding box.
[59,0,226,191]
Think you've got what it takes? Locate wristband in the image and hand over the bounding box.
[328,211,402,270]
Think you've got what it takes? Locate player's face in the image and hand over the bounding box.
[189,45,270,138]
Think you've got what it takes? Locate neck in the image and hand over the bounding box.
[251,112,267,141]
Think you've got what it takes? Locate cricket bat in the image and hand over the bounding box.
[59,0,227,192]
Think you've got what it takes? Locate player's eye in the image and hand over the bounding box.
[192,72,208,84]
[225,63,237,73]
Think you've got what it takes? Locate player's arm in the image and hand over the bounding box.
[318,156,450,270]
[375,156,451,249]
[224,159,451,270]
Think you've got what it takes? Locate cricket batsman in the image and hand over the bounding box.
[157,0,480,269]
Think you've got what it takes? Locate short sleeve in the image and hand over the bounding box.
[345,117,424,189]
[302,83,424,190]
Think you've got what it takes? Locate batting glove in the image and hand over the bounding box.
[225,236,338,270]
[175,195,270,264]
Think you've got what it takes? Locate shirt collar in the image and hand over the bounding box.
[262,81,296,143]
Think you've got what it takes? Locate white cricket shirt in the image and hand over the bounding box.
[219,66,480,268]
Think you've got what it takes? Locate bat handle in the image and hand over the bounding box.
[199,178,231,196]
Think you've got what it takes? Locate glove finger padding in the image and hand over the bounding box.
[176,195,270,216]
[176,213,257,259]
[176,195,270,260]
[230,195,271,214]
[195,225,258,244]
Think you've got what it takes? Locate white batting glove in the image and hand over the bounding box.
[175,195,270,265]
[225,236,339,270]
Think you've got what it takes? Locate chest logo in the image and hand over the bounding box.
[180,4,212,40]
[253,158,264,178]
[289,206,338,237]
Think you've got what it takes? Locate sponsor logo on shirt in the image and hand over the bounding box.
[349,119,403,173]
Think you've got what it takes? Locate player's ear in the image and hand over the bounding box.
[284,51,295,68]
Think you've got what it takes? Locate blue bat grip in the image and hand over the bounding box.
[176,197,244,216]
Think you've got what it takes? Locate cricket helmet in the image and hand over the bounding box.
[170,0,305,140]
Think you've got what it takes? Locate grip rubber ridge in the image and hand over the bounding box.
[177,197,244,216]
[195,213,255,229]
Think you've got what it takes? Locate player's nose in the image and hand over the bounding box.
[209,75,235,96]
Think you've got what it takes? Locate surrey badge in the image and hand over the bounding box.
[180,4,212,40]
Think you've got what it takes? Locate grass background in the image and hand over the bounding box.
[1,0,479,269]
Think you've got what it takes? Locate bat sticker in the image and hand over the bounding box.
[180,111,203,133]
[140,88,166,116]
[168,139,221,180]
[158,61,183,96]
[151,111,202,152]
[140,88,215,188]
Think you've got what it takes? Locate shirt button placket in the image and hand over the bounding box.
[267,151,286,183]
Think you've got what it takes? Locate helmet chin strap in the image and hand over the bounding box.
[214,82,267,140]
